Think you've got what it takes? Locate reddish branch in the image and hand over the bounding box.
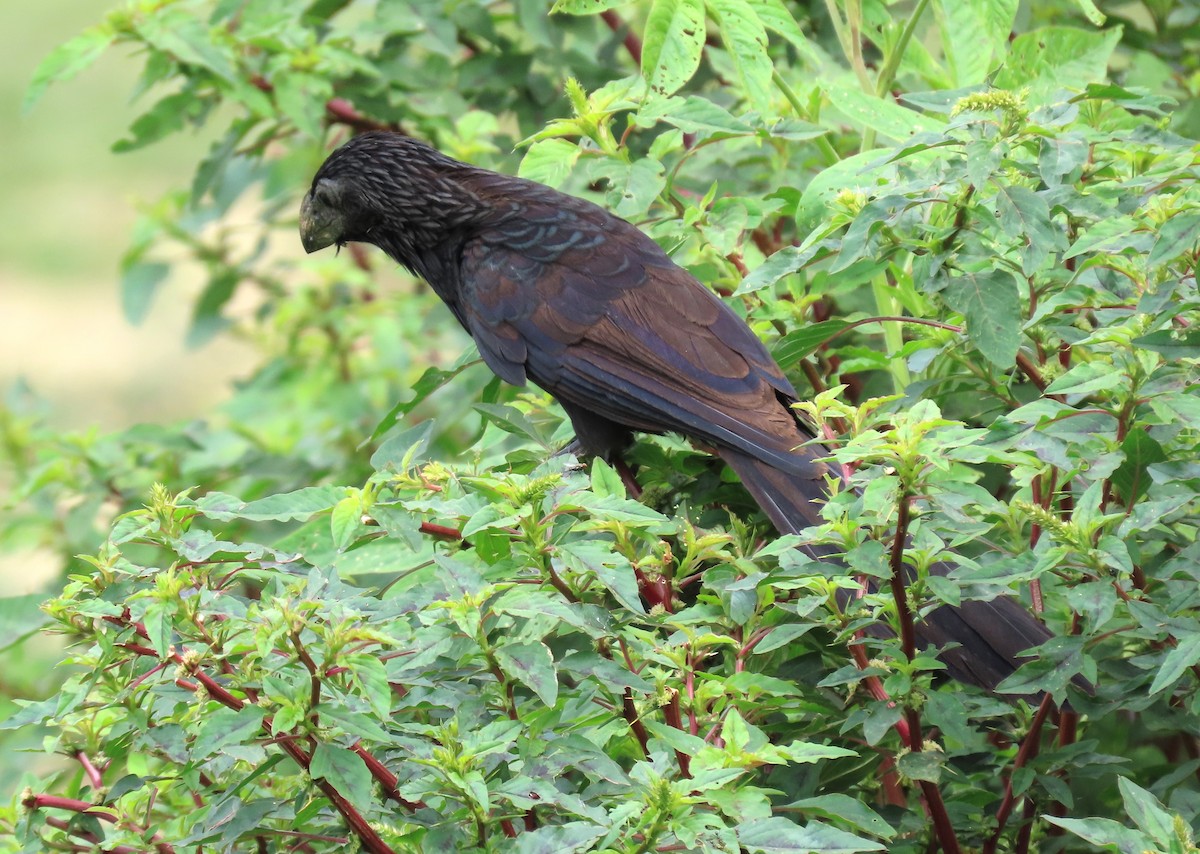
[108,615,405,853]
[249,75,398,133]
[886,492,961,854]
[419,521,463,540]
[23,794,175,854]
[983,693,1055,854]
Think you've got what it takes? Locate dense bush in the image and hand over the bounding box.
[3,0,1200,851]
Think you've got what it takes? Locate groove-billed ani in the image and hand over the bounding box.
[300,132,1067,694]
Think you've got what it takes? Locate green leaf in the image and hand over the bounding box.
[610,157,666,217]
[590,458,625,499]
[706,0,773,113]
[993,184,1058,274]
[1071,0,1106,25]
[330,496,364,552]
[550,0,627,14]
[134,11,237,82]
[788,795,895,838]
[736,245,822,295]
[772,320,852,368]
[494,641,559,706]
[559,541,646,614]
[737,817,884,853]
[194,706,266,757]
[936,0,1018,86]
[1131,328,1200,359]
[1043,362,1125,395]
[0,593,52,654]
[897,748,945,783]
[514,822,606,853]
[641,0,707,99]
[113,92,196,153]
[24,25,114,113]
[309,744,374,811]
[369,349,481,442]
[1111,429,1168,504]
[994,26,1123,99]
[636,95,754,135]
[1148,210,1200,268]
[518,139,581,188]
[942,269,1021,367]
[1043,816,1151,854]
[142,601,172,658]
[1117,777,1175,846]
[1148,632,1200,696]
[121,261,170,325]
[822,82,942,142]
[345,653,392,719]
[195,487,347,522]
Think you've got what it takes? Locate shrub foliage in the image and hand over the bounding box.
[3,0,1200,852]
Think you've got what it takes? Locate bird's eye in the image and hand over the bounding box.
[313,181,337,207]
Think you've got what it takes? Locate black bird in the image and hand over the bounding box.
[300,131,1067,694]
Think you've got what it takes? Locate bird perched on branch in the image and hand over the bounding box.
[300,131,1070,694]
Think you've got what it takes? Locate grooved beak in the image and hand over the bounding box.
[299,185,343,254]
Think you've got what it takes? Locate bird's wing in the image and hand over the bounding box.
[458,201,814,476]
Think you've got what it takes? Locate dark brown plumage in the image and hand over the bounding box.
[300,131,1070,694]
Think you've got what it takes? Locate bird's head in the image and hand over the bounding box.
[300,132,480,265]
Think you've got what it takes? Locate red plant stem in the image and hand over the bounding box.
[888,493,918,663]
[662,688,692,779]
[885,493,960,854]
[75,751,105,791]
[419,521,463,540]
[983,692,1054,854]
[111,618,400,852]
[622,688,651,758]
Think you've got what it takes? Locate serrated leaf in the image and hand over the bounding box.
[1117,777,1175,846]
[24,26,114,113]
[494,641,559,706]
[942,269,1021,367]
[641,0,706,99]
[310,744,373,811]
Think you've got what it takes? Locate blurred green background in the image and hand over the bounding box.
[0,0,257,593]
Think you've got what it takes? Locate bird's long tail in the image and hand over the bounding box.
[719,446,1074,694]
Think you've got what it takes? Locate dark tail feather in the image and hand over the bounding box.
[719,447,1085,695]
